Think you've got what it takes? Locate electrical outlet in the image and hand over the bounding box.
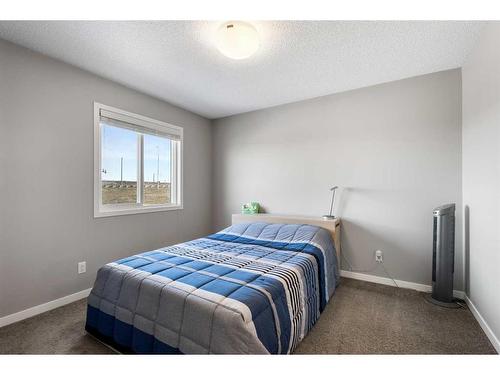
[375,250,383,263]
[78,261,86,274]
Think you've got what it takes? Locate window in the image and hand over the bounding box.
[94,103,182,217]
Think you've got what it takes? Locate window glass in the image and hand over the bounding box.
[101,124,138,205]
[143,134,172,205]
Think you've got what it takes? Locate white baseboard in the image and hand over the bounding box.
[453,289,466,300]
[0,288,92,328]
[465,296,500,353]
[340,270,464,299]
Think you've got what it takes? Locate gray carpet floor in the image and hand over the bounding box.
[0,278,496,354]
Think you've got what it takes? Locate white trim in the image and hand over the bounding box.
[465,296,500,353]
[0,288,92,328]
[453,289,466,300]
[340,270,464,298]
[98,104,183,137]
[137,133,144,204]
[93,102,184,218]
[94,102,101,218]
[100,108,182,139]
[95,203,183,218]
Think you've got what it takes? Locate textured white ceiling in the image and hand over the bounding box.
[0,21,483,119]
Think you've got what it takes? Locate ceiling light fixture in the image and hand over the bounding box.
[215,21,260,60]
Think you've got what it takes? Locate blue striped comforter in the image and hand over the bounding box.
[85,222,339,354]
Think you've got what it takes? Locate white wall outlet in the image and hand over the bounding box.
[78,261,86,274]
[375,250,383,263]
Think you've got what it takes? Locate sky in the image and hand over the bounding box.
[101,124,171,182]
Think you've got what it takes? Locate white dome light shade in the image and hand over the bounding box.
[215,21,260,60]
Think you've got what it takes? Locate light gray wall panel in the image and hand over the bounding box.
[0,39,212,317]
[462,23,500,348]
[212,69,463,289]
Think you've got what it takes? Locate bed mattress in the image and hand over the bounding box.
[85,222,339,354]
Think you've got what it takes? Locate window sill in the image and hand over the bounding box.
[94,204,183,218]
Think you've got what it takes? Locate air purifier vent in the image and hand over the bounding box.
[426,203,458,308]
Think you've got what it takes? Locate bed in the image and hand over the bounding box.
[85,214,341,354]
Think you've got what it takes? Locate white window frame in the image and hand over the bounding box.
[94,102,183,218]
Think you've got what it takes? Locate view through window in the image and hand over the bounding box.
[143,134,172,205]
[101,125,173,205]
[101,124,139,204]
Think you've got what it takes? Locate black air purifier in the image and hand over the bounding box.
[425,203,459,308]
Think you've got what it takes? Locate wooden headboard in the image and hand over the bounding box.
[231,213,341,261]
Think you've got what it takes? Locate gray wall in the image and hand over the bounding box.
[462,24,500,347]
[213,69,463,289]
[0,39,212,317]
